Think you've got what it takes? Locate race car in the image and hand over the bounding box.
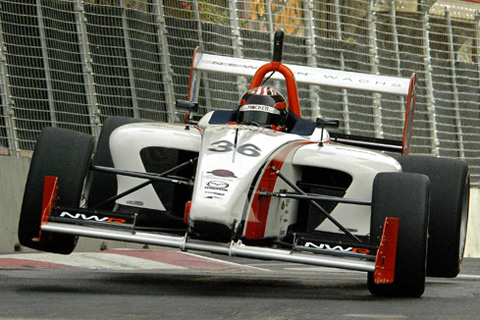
[18,30,469,297]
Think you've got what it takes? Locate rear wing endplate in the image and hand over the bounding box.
[187,48,417,155]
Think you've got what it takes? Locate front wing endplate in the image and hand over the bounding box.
[373,217,399,284]
[33,176,58,242]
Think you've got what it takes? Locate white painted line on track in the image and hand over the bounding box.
[344,314,407,319]
[283,266,361,273]
[457,274,480,280]
[180,251,271,271]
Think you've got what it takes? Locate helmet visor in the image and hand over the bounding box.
[239,105,280,126]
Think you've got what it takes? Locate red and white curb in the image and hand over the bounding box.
[0,249,260,271]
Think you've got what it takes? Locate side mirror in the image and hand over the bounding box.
[176,100,199,114]
[316,118,340,146]
[176,100,199,127]
[316,117,340,129]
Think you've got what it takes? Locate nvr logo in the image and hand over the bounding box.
[60,212,126,224]
[304,242,370,255]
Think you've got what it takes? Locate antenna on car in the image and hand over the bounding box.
[273,29,284,63]
[261,29,284,86]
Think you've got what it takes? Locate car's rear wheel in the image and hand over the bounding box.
[18,127,95,254]
[367,172,429,297]
[397,155,469,278]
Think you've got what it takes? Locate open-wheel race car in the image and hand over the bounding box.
[18,30,469,297]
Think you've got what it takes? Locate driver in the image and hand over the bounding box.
[237,86,289,131]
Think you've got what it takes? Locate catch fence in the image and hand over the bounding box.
[0,0,479,186]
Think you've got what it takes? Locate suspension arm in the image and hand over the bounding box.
[270,165,363,244]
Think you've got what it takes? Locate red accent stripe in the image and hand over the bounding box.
[402,73,417,155]
[34,176,58,242]
[374,217,399,284]
[184,201,192,224]
[187,47,200,101]
[245,142,313,239]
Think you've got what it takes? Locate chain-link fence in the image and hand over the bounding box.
[0,0,479,186]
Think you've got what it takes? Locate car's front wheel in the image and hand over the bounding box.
[18,127,95,254]
[367,172,429,297]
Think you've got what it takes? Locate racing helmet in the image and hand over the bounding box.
[237,87,289,130]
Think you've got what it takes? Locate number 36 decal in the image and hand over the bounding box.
[208,140,261,157]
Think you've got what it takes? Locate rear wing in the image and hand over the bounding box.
[187,48,417,155]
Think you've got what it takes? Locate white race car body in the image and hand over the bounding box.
[110,120,401,241]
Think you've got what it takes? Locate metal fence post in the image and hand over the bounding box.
[368,0,383,139]
[389,0,405,116]
[445,8,465,159]
[304,0,320,120]
[0,10,19,156]
[421,2,440,156]
[75,0,101,137]
[265,1,275,42]
[155,0,176,122]
[476,12,480,73]
[36,0,56,128]
[334,0,351,134]
[230,0,242,59]
[476,12,480,70]
[229,0,248,95]
[192,0,213,112]
[120,0,139,119]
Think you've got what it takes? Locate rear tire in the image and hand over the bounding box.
[367,172,429,297]
[18,127,95,254]
[398,155,469,278]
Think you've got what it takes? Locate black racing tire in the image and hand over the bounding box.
[397,155,470,278]
[367,172,430,297]
[87,116,151,210]
[18,127,95,254]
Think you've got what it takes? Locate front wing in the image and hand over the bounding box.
[38,176,398,284]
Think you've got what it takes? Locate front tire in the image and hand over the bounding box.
[368,172,430,297]
[18,127,95,254]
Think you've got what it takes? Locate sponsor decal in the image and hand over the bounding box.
[204,191,226,196]
[304,242,370,255]
[59,212,126,224]
[204,190,226,199]
[210,62,404,88]
[205,180,229,192]
[212,61,258,70]
[239,104,279,114]
[208,169,236,178]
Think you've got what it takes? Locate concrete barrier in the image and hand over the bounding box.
[1,157,479,256]
[0,157,30,253]
[466,188,480,257]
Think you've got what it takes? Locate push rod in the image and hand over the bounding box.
[90,158,197,209]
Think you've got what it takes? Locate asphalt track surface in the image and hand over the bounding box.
[0,248,479,320]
